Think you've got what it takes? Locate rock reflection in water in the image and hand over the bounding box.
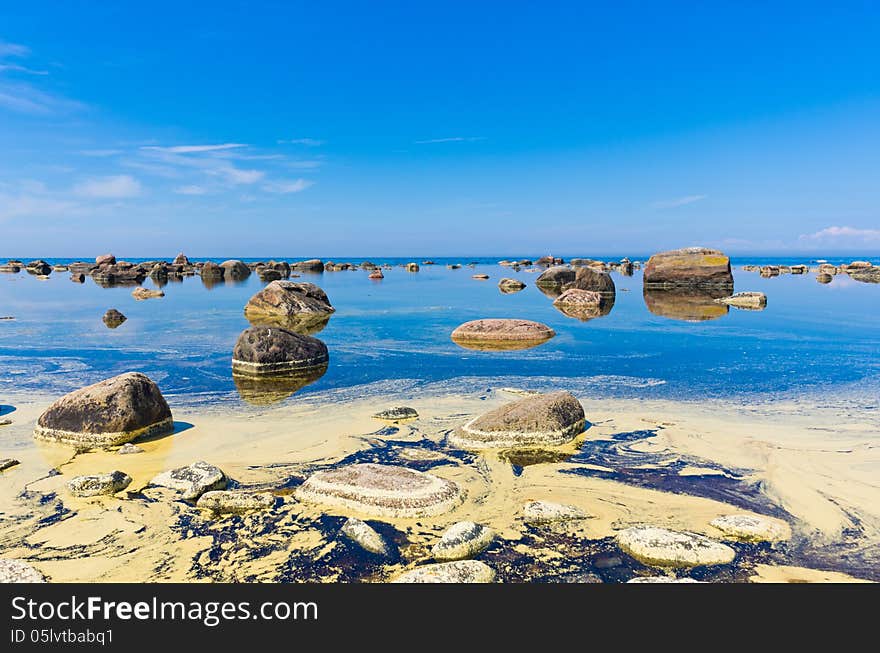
[233,364,328,405]
[553,292,615,322]
[643,287,729,322]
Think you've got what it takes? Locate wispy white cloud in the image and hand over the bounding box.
[0,192,77,221]
[414,136,486,144]
[652,194,708,209]
[799,225,880,242]
[217,167,264,184]
[0,40,29,57]
[278,138,324,146]
[0,63,48,75]
[79,149,123,157]
[174,185,208,195]
[73,175,142,199]
[262,179,314,194]
[140,143,247,154]
[0,81,85,114]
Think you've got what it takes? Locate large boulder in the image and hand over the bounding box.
[535,266,575,288]
[200,261,224,279]
[291,259,325,273]
[392,560,495,583]
[450,319,555,351]
[294,463,463,518]
[616,526,736,567]
[0,559,46,583]
[220,259,250,280]
[150,461,227,500]
[569,266,615,294]
[643,247,733,288]
[231,326,329,377]
[450,390,585,449]
[34,372,173,447]
[244,281,335,331]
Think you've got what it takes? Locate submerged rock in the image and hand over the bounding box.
[34,372,173,447]
[644,247,733,288]
[340,517,392,556]
[150,461,227,500]
[132,287,164,300]
[295,463,462,518]
[715,291,767,310]
[67,471,132,497]
[102,308,127,328]
[231,326,329,377]
[0,458,20,472]
[616,526,736,567]
[522,500,588,524]
[431,521,495,561]
[498,278,526,293]
[392,560,495,583]
[0,559,46,583]
[450,391,585,449]
[709,513,791,542]
[372,407,419,422]
[196,490,277,515]
[450,318,555,351]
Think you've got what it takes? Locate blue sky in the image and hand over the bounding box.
[0,1,878,257]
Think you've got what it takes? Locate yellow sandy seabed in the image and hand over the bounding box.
[0,386,877,583]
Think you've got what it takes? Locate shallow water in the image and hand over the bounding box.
[1,256,878,406]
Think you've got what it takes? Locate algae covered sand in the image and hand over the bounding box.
[0,381,877,583]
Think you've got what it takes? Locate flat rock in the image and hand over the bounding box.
[472,274,489,280]
[392,560,495,583]
[709,513,791,542]
[431,521,495,561]
[450,391,585,449]
[522,500,588,523]
[196,490,276,514]
[715,292,767,310]
[0,559,46,583]
[34,372,173,447]
[450,318,555,351]
[0,458,20,472]
[644,247,733,288]
[67,471,132,497]
[372,407,419,422]
[132,287,164,300]
[291,259,325,272]
[117,443,143,455]
[294,463,462,518]
[340,517,392,556]
[150,461,227,500]
[617,526,736,567]
[231,325,328,377]
[553,288,611,321]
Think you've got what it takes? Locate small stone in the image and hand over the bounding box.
[431,521,495,561]
[617,526,736,568]
[102,308,127,328]
[132,287,164,300]
[710,513,791,542]
[372,407,419,422]
[150,461,227,500]
[715,292,767,310]
[392,560,495,583]
[0,458,20,471]
[67,471,132,497]
[196,490,277,515]
[117,443,143,455]
[0,559,46,583]
[522,500,588,524]
[472,274,489,280]
[340,518,392,556]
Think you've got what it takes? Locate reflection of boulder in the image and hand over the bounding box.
[233,365,328,405]
[848,268,880,284]
[643,287,729,322]
[552,289,615,321]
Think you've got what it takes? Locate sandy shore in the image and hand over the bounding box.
[0,383,877,582]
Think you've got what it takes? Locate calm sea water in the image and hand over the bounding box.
[1,255,879,407]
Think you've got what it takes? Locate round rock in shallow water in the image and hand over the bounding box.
[714,291,767,310]
[522,500,588,524]
[498,278,526,293]
[372,406,419,422]
[294,463,462,518]
[431,521,495,561]
[450,391,585,449]
[196,490,276,515]
[231,326,329,377]
[450,319,555,351]
[340,517,392,557]
[617,526,736,568]
[392,560,495,583]
[710,513,790,542]
[67,471,132,497]
[0,559,46,583]
[150,461,227,500]
[102,308,127,328]
[34,372,173,447]
[244,281,334,325]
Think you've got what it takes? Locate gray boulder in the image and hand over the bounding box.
[150,461,227,500]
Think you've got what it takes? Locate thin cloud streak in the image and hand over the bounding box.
[652,194,708,209]
[799,226,880,241]
[262,179,314,194]
[140,143,246,154]
[73,175,142,199]
[414,136,486,144]
[0,40,29,57]
[278,138,324,146]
